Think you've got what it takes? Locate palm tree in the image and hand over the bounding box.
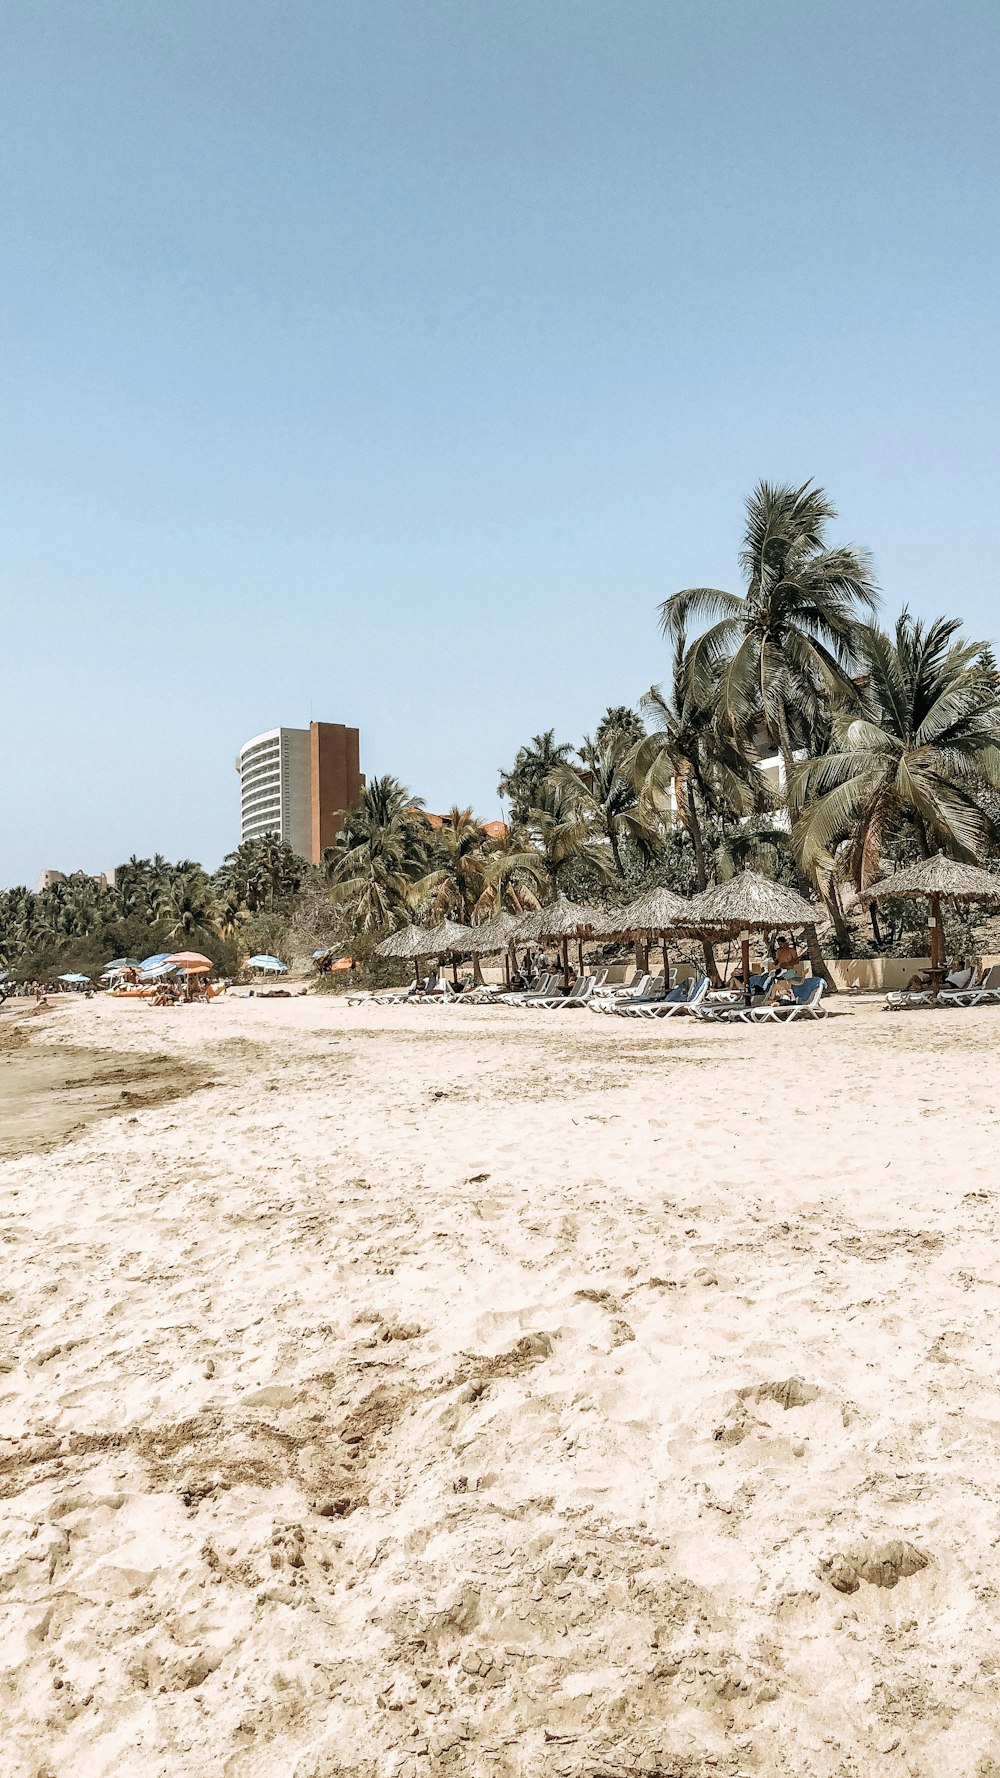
[634,641,769,893]
[414,808,493,924]
[632,640,770,977]
[793,612,1000,898]
[554,730,661,879]
[525,779,616,896]
[498,730,574,824]
[659,480,878,799]
[324,775,428,934]
[162,879,219,943]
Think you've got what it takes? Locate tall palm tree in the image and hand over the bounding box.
[525,779,616,896]
[324,775,428,934]
[794,612,1000,893]
[659,480,878,798]
[414,808,493,924]
[634,640,769,893]
[554,730,661,879]
[498,730,574,824]
[633,640,769,976]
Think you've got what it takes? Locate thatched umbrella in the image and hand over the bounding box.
[466,911,523,986]
[419,919,477,984]
[863,853,1000,983]
[681,870,822,988]
[375,922,432,983]
[592,886,689,986]
[465,911,522,954]
[514,894,605,985]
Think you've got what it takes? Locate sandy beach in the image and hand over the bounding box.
[2,990,999,1777]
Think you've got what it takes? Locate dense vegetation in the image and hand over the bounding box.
[4,481,999,981]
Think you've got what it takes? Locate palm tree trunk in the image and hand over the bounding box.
[775,692,833,989]
[681,784,719,984]
[825,876,853,956]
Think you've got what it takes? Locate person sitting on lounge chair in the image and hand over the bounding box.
[944,959,975,991]
[766,976,797,1006]
[774,934,802,977]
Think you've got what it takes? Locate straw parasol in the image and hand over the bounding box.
[591,886,689,985]
[465,911,522,954]
[681,870,822,987]
[375,923,427,960]
[421,920,476,953]
[465,911,523,985]
[863,852,1000,982]
[375,922,433,983]
[514,894,606,983]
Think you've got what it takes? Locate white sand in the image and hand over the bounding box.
[2,991,999,1777]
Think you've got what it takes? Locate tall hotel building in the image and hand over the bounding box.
[236,722,362,864]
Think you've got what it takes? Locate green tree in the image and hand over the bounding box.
[324,775,428,934]
[633,640,769,895]
[554,730,661,879]
[659,480,878,799]
[793,612,1000,894]
[498,730,574,825]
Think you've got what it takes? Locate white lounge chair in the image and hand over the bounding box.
[884,986,936,1011]
[637,975,709,1018]
[505,973,559,1005]
[745,976,827,1022]
[936,964,1000,1007]
[524,974,597,1010]
[590,973,653,1014]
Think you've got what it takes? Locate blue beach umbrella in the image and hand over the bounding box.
[246,955,288,972]
[139,953,171,970]
[58,972,91,983]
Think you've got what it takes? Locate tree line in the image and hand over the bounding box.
[4,481,998,980]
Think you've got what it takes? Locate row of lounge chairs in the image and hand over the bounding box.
[885,963,1000,1012]
[354,968,826,1023]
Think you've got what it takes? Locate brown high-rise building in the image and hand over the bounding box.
[236,721,363,863]
[309,721,363,862]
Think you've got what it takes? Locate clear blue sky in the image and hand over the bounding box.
[3,1,999,887]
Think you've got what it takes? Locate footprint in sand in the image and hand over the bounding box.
[714,1377,822,1446]
[818,1539,929,1592]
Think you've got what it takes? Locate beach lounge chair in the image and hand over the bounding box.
[524,974,597,1010]
[590,973,653,1014]
[884,986,936,1011]
[745,976,827,1022]
[936,964,1000,1007]
[637,974,709,1018]
[505,973,559,1005]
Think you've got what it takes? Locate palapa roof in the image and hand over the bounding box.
[681,870,820,933]
[865,852,1000,904]
[420,919,477,953]
[515,894,606,941]
[592,885,688,937]
[464,911,523,954]
[375,922,428,959]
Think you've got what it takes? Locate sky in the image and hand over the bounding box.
[3,0,999,887]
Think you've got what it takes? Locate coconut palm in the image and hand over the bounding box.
[553,729,661,878]
[161,877,219,943]
[659,480,878,798]
[324,775,428,934]
[634,640,770,893]
[498,730,574,824]
[793,612,1000,893]
[523,779,617,897]
[413,808,494,924]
